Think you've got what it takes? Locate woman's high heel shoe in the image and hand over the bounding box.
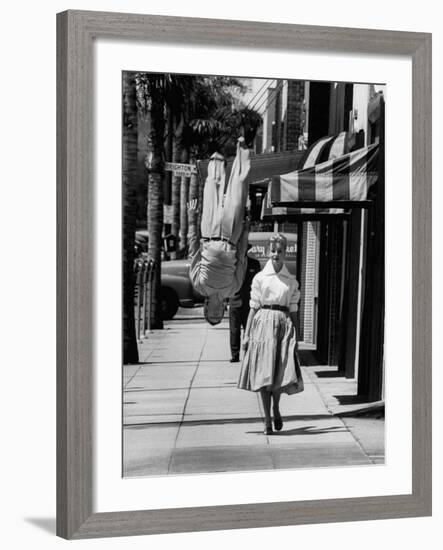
[264,423,273,435]
[273,413,283,432]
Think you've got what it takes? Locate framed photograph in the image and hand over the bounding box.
[57,10,431,539]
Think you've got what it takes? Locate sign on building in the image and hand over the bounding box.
[164,162,197,176]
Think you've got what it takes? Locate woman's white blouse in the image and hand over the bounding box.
[249,260,301,313]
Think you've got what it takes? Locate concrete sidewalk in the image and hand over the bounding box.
[123,314,384,477]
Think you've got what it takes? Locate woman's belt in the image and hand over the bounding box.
[261,305,289,313]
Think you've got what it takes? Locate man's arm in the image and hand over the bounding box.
[186,198,206,296]
[187,199,200,258]
[231,217,250,293]
[236,216,250,258]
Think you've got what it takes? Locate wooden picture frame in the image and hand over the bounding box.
[56,10,432,539]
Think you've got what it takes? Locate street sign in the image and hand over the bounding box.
[164,162,197,176]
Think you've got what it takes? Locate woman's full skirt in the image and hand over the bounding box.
[237,309,304,395]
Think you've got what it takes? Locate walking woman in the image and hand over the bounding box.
[237,234,304,434]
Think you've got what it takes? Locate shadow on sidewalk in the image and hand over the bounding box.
[125,383,238,393]
[126,359,230,366]
[314,370,345,378]
[125,413,341,429]
[334,394,371,405]
[246,424,347,436]
[298,350,323,366]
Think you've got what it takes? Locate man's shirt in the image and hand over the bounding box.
[188,226,249,299]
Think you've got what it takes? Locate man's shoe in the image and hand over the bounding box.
[230,355,240,363]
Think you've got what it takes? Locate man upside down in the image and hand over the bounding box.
[188,137,251,325]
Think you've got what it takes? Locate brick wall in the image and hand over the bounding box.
[285,80,305,150]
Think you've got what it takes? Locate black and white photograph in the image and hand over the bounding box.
[122,73,385,477]
[2,0,438,546]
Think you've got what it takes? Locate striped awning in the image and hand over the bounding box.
[270,143,379,203]
[261,132,379,219]
[301,131,350,169]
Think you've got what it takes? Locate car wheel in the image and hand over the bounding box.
[160,287,179,320]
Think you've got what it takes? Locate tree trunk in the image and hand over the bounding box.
[179,147,190,253]
[163,105,173,236]
[188,150,199,243]
[136,109,150,227]
[171,116,183,239]
[122,72,139,363]
[146,78,165,329]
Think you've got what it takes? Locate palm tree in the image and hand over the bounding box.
[220,106,263,153]
[179,146,190,252]
[137,73,168,329]
[134,73,262,325]
[165,77,193,244]
[122,71,139,363]
[172,76,250,239]
[145,76,166,329]
[170,115,183,241]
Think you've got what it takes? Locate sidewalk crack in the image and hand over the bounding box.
[166,328,209,474]
[123,365,143,389]
[256,394,277,468]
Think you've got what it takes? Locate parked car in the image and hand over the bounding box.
[160,258,205,319]
[134,230,200,320]
[135,229,149,255]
